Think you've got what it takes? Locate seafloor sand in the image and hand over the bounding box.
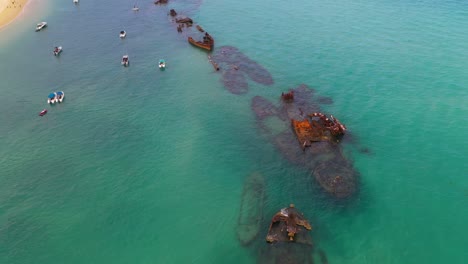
[0,0,29,29]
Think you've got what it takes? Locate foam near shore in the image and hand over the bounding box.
[0,0,29,29]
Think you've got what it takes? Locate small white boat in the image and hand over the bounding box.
[132,6,139,11]
[73,0,79,3]
[56,91,65,103]
[122,55,129,67]
[119,31,126,38]
[47,92,57,104]
[158,59,166,69]
[35,22,47,32]
[53,46,63,56]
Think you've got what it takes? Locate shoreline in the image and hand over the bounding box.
[0,0,30,30]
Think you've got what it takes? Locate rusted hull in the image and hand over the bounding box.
[188,37,213,51]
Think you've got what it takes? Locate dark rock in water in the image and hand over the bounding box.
[250,84,359,199]
[169,9,177,16]
[211,46,274,94]
[154,0,168,4]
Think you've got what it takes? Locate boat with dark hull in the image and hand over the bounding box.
[188,32,214,51]
[53,46,62,56]
[236,172,265,246]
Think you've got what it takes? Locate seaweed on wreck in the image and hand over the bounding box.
[211,46,274,94]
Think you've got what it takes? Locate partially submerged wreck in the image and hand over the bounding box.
[266,204,312,244]
[188,32,214,51]
[259,204,314,264]
[237,172,266,246]
[292,112,347,149]
[251,84,359,199]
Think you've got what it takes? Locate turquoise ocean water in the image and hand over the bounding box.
[1,0,467,263]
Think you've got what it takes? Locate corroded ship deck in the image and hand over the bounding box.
[266,204,312,245]
[292,112,346,149]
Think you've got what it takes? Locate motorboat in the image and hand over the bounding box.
[119,31,126,38]
[132,6,139,11]
[158,59,166,69]
[121,55,129,67]
[73,0,79,3]
[56,91,65,103]
[53,46,63,56]
[39,109,47,116]
[47,92,57,104]
[35,22,47,32]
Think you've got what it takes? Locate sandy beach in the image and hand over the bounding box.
[0,0,29,29]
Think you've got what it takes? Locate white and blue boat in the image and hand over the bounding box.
[47,92,57,104]
[159,59,166,69]
[56,91,65,103]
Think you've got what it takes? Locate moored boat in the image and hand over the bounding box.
[119,31,126,38]
[56,91,65,103]
[39,109,47,116]
[53,46,63,56]
[122,55,129,66]
[132,5,139,11]
[47,92,57,104]
[73,0,79,3]
[188,32,214,51]
[237,172,265,246]
[35,22,47,32]
[158,59,166,69]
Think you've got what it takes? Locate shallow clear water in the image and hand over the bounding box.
[0,0,467,263]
